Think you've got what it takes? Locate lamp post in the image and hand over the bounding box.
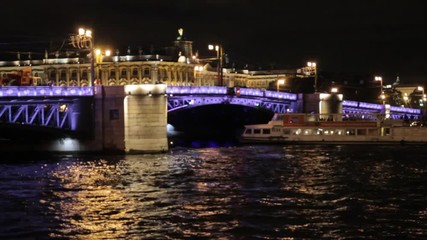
[375,76,384,104]
[307,61,317,93]
[375,76,383,93]
[95,49,111,84]
[71,28,95,87]
[277,79,285,92]
[417,86,426,107]
[403,93,409,107]
[208,44,223,86]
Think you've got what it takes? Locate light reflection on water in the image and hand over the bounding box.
[0,145,426,239]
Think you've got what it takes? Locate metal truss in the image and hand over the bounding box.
[0,99,74,129]
[167,95,294,113]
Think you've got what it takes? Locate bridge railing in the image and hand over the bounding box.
[165,86,298,101]
[0,86,94,97]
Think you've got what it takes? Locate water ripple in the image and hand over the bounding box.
[0,145,426,239]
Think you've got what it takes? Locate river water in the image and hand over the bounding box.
[1,144,426,239]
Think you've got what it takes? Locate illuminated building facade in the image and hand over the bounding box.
[0,30,291,90]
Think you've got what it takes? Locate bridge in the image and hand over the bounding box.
[0,85,423,153]
[166,86,299,113]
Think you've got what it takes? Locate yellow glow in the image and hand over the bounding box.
[307,61,316,67]
[95,49,101,55]
[208,44,214,50]
[78,28,85,35]
[124,84,167,95]
[105,50,111,56]
[85,30,92,37]
[194,65,203,72]
[417,86,424,91]
[331,87,338,93]
[277,79,285,85]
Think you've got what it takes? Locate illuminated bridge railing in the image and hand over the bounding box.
[166,86,227,95]
[343,100,421,118]
[0,86,94,97]
[167,87,298,113]
[166,86,298,101]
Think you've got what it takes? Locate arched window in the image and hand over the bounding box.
[132,68,138,78]
[49,70,56,80]
[71,70,77,79]
[60,70,66,80]
[82,70,88,79]
[143,68,150,77]
[162,69,168,80]
[109,69,116,79]
[120,69,127,78]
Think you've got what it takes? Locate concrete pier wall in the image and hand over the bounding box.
[123,85,168,153]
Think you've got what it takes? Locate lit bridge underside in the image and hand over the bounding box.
[0,86,92,132]
[166,86,298,113]
[0,99,74,130]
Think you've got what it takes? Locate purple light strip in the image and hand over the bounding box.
[359,102,383,110]
[0,86,93,97]
[342,100,359,107]
[389,105,420,114]
[264,90,297,100]
[166,86,228,95]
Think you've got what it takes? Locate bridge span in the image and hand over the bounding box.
[0,85,424,153]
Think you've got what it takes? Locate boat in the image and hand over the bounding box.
[241,112,427,144]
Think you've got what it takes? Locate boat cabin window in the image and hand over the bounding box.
[346,129,356,135]
[357,129,367,135]
[283,129,291,135]
[244,129,252,134]
[272,126,281,132]
[254,129,261,134]
[292,129,302,135]
[303,129,313,135]
[315,129,323,135]
[336,129,344,135]
[324,130,334,135]
[262,129,271,134]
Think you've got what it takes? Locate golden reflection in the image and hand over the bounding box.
[43,158,172,239]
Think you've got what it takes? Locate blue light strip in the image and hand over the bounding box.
[264,90,297,100]
[166,86,228,95]
[0,86,94,97]
[343,100,421,114]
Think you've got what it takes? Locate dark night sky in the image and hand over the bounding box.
[1,0,426,84]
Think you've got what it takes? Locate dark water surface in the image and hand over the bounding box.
[1,145,426,239]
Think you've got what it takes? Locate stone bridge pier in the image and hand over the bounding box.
[96,84,168,153]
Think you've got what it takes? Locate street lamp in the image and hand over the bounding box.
[417,86,426,107]
[375,76,384,104]
[307,61,317,93]
[95,49,111,84]
[208,44,223,86]
[403,93,409,107]
[375,76,383,93]
[277,79,285,92]
[71,28,95,87]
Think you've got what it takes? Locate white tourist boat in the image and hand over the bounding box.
[241,113,427,144]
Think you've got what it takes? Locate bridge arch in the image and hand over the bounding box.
[166,86,299,114]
